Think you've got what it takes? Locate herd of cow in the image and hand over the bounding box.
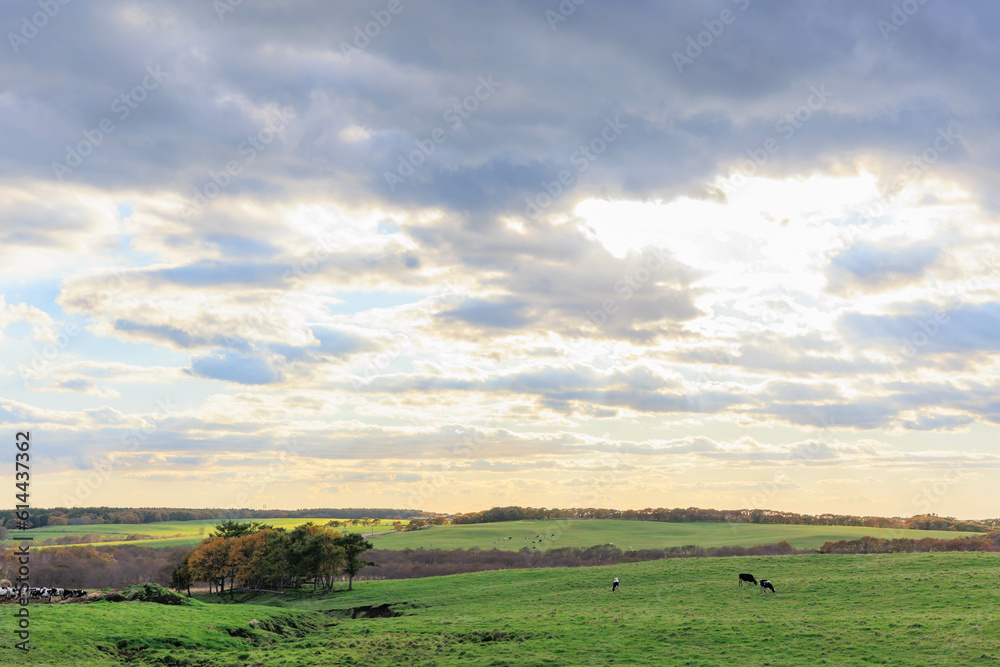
[0,586,87,602]
[738,573,776,593]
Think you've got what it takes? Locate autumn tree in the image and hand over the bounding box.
[186,536,231,595]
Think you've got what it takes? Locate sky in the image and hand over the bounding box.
[2,0,999,519]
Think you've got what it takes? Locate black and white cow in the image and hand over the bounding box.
[612,577,620,592]
[738,573,757,587]
[759,579,776,594]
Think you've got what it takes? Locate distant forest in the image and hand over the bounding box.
[448,506,1000,533]
[0,507,421,529]
[2,504,998,533]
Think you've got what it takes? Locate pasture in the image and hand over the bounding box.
[370,519,984,552]
[2,551,997,665]
[2,518,399,550]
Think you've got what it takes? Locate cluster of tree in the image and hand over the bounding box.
[365,541,801,580]
[0,543,188,589]
[171,521,376,597]
[449,506,999,532]
[0,506,425,528]
[819,532,1000,554]
[36,533,161,546]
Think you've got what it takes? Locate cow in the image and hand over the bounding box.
[0,586,14,602]
[612,577,620,592]
[738,573,757,587]
[51,587,64,600]
[760,579,776,594]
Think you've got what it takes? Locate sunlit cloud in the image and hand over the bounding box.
[1,1,999,518]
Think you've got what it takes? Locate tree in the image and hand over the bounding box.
[187,537,231,595]
[334,532,375,591]
[169,551,194,596]
[211,520,268,539]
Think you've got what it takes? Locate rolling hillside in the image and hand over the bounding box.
[372,519,985,551]
[3,518,399,550]
[3,552,997,665]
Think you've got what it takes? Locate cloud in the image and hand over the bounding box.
[188,350,283,385]
[825,242,940,295]
[3,0,1000,515]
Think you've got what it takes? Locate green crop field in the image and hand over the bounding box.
[2,552,998,665]
[371,519,984,552]
[2,518,400,550]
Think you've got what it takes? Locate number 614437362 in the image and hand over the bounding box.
[15,431,30,512]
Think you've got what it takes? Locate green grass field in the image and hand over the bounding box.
[372,519,984,551]
[2,552,998,665]
[6,519,983,553]
[3,518,399,550]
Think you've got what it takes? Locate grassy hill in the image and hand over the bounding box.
[3,518,399,550]
[7,518,984,553]
[3,552,997,665]
[372,519,985,551]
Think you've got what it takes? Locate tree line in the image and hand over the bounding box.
[0,543,189,590]
[818,532,1000,554]
[0,506,423,528]
[5,505,995,532]
[449,506,998,532]
[170,520,376,596]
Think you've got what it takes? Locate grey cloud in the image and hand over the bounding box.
[188,350,283,385]
[825,242,940,295]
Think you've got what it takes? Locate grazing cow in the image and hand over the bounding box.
[71,589,86,598]
[0,586,14,602]
[738,573,757,587]
[760,579,776,594]
[612,577,620,592]
[51,587,64,599]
